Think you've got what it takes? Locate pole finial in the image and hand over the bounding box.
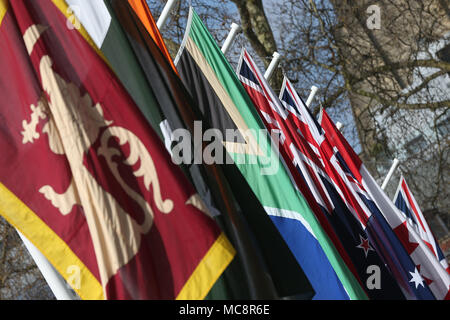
[221,22,242,54]
[264,51,282,81]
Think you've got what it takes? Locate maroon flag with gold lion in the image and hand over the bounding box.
[0,0,234,300]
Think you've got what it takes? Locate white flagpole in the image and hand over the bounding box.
[157,0,179,29]
[306,86,319,107]
[381,158,400,190]
[16,230,76,300]
[221,23,241,55]
[264,52,281,81]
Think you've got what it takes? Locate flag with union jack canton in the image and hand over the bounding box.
[319,108,450,300]
[394,176,450,274]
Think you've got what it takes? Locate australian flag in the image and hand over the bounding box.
[319,108,450,300]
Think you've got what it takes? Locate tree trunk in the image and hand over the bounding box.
[231,0,283,90]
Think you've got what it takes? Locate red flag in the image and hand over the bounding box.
[0,0,234,300]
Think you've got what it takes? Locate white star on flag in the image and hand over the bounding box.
[409,267,425,289]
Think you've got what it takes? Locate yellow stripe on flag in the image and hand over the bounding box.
[0,0,104,300]
[51,0,108,63]
[0,0,7,27]
[0,1,101,52]
[176,232,235,300]
[0,183,104,300]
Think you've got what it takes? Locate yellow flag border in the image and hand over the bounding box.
[52,0,236,299]
[176,232,235,300]
[0,0,7,26]
[0,0,104,300]
[0,183,104,300]
[51,0,107,61]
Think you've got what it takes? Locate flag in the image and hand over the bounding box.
[69,0,292,299]
[319,108,450,299]
[175,7,368,300]
[0,0,234,300]
[126,0,177,73]
[394,176,450,273]
[65,0,165,137]
[238,48,405,300]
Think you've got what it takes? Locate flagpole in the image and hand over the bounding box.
[16,230,76,300]
[381,158,400,190]
[221,23,241,55]
[264,52,281,81]
[306,86,344,133]
[306,86,319,107]
[157,0,179,29]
